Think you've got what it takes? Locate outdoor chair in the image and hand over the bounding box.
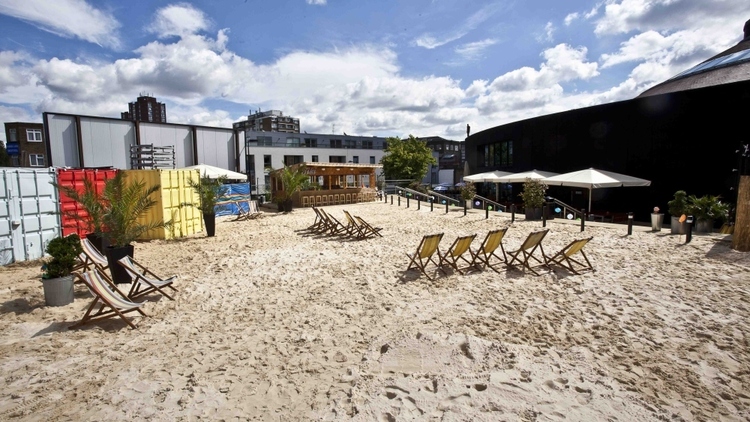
[470,228,508,273]
[405,233,444,280]
[118,256,178,301]
[318,208,347,236]
[545,237,594,275]
[69,269,147,330]
[354,216,383,238]
[79,237,110,272]
[305,207,325,232]
[507,229,550,276]
[438,234,477,275]
[342,210,365,238]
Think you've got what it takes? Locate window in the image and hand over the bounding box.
[304,138,317,148]
[286,137,300,147]
[352,156,359,163]
[370,156,376,164]
[329,155,346,163]
[264,155,272,170]
[362,140,373,149]
[283,155,303,166]
[483,140,513,167]
[345,139,356,149]
[258,136,273,146]
[9,128,16,142]
[312,155,319,162]
[330,139,342,148]
[29,154,45,167]
[26,129,42,142]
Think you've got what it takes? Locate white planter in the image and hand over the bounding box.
[651,213,664,231]
[670,216,686,234]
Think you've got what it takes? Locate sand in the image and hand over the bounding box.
[1,202,749,421]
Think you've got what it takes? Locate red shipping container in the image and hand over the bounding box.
[57,168,118,237]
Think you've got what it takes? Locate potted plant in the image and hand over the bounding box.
[667,190,688,234]
[519,178,546,220]
[460,183,476,208]
[687,194,730,233]
[41,234,83,306]
[186,175,228,237]
[275,165,310,212]
[54,177,110,253]
[651,206,664,231]
[101,172,170,284]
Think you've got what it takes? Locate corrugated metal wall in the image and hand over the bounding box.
[57,168,118,238]
[0,168,61,265]
[140,123,194,168]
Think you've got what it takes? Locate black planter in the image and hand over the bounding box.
[525,207,543,220]
[105,244,135,284]
[282,199,294,213]
[204,213,216,237]
[85,233,110,254]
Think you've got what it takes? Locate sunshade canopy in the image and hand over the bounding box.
[543,168,651,212]
[180,164,247,180]
[463,170,512,183]
[495,169,559,183]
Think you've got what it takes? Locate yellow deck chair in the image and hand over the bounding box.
[507,229,550,276]
[545,237,594,275]
[70,269,147,330]
[405,233,444,280]
[438,234,477,275]
[470,228,508,273]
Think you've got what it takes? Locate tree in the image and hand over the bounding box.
[0,142,11,166]
[380,135,436,181]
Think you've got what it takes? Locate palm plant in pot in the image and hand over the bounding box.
[185,175,228,237]
[667,190,688,234]
[519,178,547,220]
[101,172,170,284]
[275,165,310,212]
[41,234,83,306]
[460,183,476,208]
[687,194,730,233]
[54,178,110,253]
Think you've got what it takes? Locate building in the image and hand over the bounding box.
[121,95,167,123]
[465,19,750,220]
[233,110,300,134]
[419,136,465,185]
[3,122,46,167]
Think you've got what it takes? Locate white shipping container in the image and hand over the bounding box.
[0,168,61,265]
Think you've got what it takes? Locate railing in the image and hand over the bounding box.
[471,194,506,212]
[426,190,461,206]
[546,197,585,220]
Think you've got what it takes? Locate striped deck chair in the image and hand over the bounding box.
[342,210,365,238]
[70,269,147,330]
[118,256,178,300]
[438,234,477,275]
[355,216,383,238]
[470,228,508,273]
[405,233,444,280]
[545,237,594,275]
[79,237,110,272]
[507,229,550,276]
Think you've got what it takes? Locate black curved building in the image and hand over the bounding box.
[466,20,750,221]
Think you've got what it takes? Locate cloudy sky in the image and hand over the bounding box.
[0,0,747,142]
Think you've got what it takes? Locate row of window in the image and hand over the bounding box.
[8,128,43,142]
[264,154,375,168]
[7,154,45,167]
[480,141,513,168]
[431,144,462,151]
[253,137,381,149]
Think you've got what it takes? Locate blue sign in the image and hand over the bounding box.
[6,142,19,155]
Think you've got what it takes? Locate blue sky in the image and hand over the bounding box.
[1,0,748,142]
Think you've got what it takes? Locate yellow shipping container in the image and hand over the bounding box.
[122,169,203,240]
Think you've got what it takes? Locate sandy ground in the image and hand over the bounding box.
[0,201,749,421]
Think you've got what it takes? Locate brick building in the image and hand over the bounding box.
[3,122,46,167]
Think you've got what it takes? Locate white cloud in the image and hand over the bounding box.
[306,0,327,5]
[414,2,505,49]
[147,3,211,39]
[0,0,120,48]
[453,39,498,62]
[538,22,555,43]
[564,13,580,26]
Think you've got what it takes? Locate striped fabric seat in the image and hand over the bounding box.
[70,269,147,330]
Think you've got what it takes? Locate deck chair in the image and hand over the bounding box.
[545,237,594,275]
[405,233,444,280]
[305,207,325,232]
[69,269,147,330]
[470,228,508,273]
[507,229,550,276]
[79,237,110,272]
[438,234,477,275]
[342,210,365,238]
[118,256,178,300]
[354,215,383,238]
[247,200,263,219]
[319,208,347,236]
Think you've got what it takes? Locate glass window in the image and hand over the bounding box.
[370,156,376,164]
[29,154,45,167]
[329,156,346,163]
[9,128,16,142]
[263,155,272,169]
[330,139,342,148]
[26,129,43,142]
[312,155,319,162]
[352,156,359,163]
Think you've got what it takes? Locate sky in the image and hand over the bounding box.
[0,0,748,143]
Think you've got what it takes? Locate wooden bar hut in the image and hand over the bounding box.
[270,162,382,208]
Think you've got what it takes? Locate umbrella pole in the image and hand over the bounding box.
[495,183,499,202]
[588,188,592,213]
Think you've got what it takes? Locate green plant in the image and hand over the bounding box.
[519,178,547,209]
[42,234,83,279]
[101,172,170,247]
[460,183,476,200]
[667,190,688,216]
[186,176,229,215]
[275,165,310,203]
[54,178,108,234]
[687,194,730,222]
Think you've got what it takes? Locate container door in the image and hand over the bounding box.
[0,170,16,265]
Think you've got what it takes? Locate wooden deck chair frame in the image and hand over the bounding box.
[233,200,252,221]
[118,256,178,300]
[406,233,444,280]
[319,208,347,236]
[507,229,550,276]
[342,210,365,238]
[438,234,477,275]
[355,215,383,238]
[546,237,594,275]
[80,237,110,272]
[306,207,325,232]
[70,269,147,330]
[470,228,508,273]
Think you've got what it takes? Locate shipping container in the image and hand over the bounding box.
[57,168,118,238]
[122,170,203,240]
[0,168,61,265]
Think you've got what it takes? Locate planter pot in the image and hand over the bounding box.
[651,213,664,231]
[85,233,110,254]
[282,199,294,213]
[204,213,216,237]
[670,216,686,234]
[465,199,473,209]
[695,219,714,233]
[525,207,543,221]
[105,244,135,284]
[42,275,75,306]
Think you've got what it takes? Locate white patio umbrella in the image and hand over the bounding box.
[180,164,247,180]
[463,170,513,201]
[494,169,559,183]
[543,168,651,212]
